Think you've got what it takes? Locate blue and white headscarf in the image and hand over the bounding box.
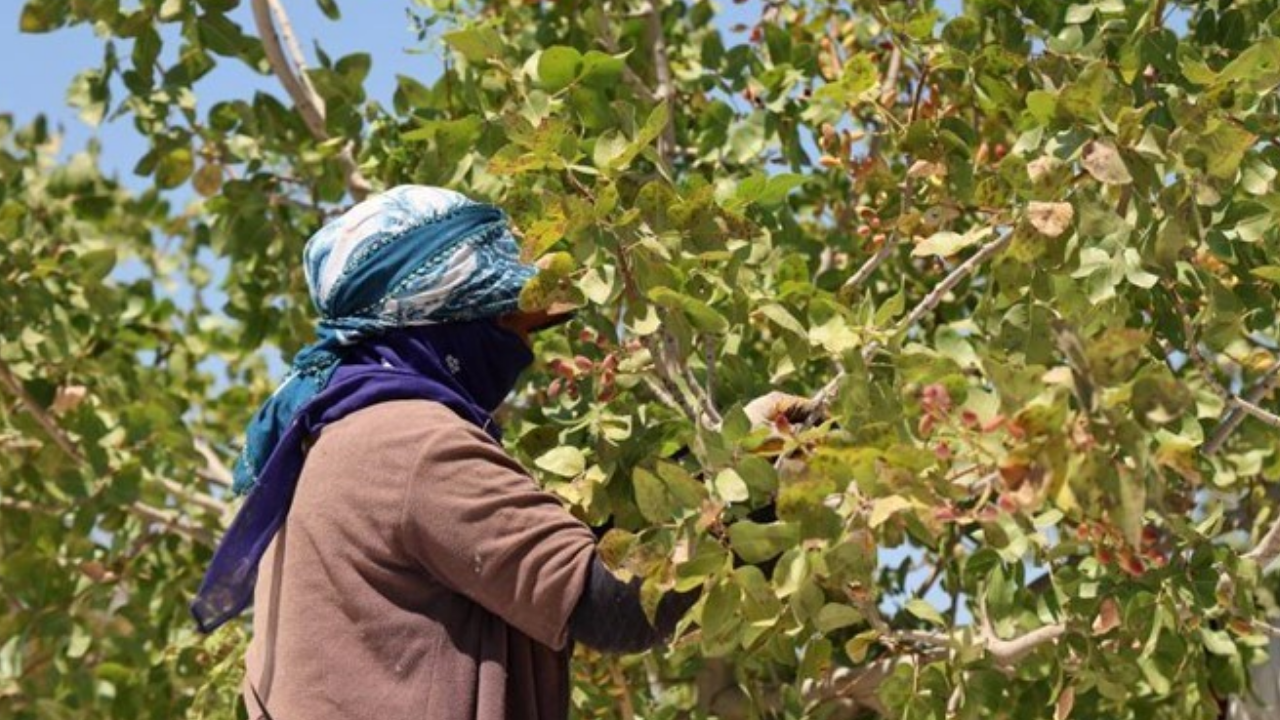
[233,185,537,495]
[192,185,541,633]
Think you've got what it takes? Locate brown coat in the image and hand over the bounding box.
[243,400,596,720]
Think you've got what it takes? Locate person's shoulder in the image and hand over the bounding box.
[320,399,485,450]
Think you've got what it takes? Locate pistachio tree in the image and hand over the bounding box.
[5,1,1280,718]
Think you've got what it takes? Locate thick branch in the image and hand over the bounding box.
[250,0,371,200]
[642,0,677,164]
[1231,397,1280,429]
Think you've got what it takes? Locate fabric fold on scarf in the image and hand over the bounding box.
[192,322,533,633]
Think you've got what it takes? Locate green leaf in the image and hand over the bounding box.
[77,248,117,284]
[155,146,194,189]
[1199,627,1238,657]
[1218,37,1280,92]
[1200,120,1256,179]
[19,1,62,33]
[316,0,341,20]
[579,50,627,89]
[904,598,947,626]
[649,287,728,334]
[728,521,800,563]
[1251,266,1280,283]
[537,46,583,92]
[758,303,807,337]
[815,603,863,632]
[442,26,504,64]
[633,464,704,523]
[535,446,586,478]
[713,468,750,503]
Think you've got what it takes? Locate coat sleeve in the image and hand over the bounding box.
[398,411,596,650]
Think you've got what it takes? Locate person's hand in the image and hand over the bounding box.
[742,391,826,431]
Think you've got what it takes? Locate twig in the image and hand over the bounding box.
[1246,513,1280,569]
[0,359,217,547]
[1252,620,1280,638]
[1167,284,1229,399]
[0,360,84,463]
[608,659,637,720]
[897,232,1012,334]
[704,339,717,414]
[841,236,901,295]
[840,177,915,296]
[250,0,371,200]
[194,439,234,488]
[909,62,931,124]
[158,477,228,515]
[129,501,216,547]
[269,0,322,106]
[1204,358,1280,455]
[879,45,903,107]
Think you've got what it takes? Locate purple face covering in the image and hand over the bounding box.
[191,320,534,633]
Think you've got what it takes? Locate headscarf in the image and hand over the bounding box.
[192,186,540,633]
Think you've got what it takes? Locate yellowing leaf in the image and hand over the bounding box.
[1055,686,1075,720]
[913,226,993,258]
[1027,201,1074,238]
[518,205,568,262]
[535,446,586,478]
[1082,140,1132,185]
[713,469,750,503]
[1092,597,1120,635]
[869,495,912,528]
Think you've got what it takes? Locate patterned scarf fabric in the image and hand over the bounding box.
[192,186,540,633]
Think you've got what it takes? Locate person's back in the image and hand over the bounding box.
[244,400,595,720]
[194,185,757,720]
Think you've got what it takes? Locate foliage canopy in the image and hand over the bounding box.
[5,1,1280,718]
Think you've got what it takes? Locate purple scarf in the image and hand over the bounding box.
[191,320,533,632]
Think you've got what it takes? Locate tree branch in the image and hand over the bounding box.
[879,45,903,107]
[1230,396,1280,429]
[129,501,216,547]
[642,0,677,164]
[194,439,234,488]
[250,0,371,200]
[595,9,657,103]
[897,232,1012,334]
[1167,284,1230,400]
[0,359,218,548]
[0,359,84,463]
[1204,357,1280,456]
[157,477,228,516]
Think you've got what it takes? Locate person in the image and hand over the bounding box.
[191,186,702,720]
